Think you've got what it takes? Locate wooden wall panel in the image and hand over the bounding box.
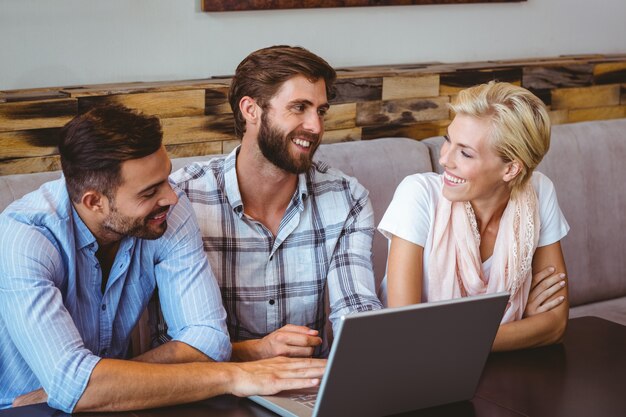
[78,90,205,118]
[362,120,450,141]
[440,68,522,95]
[332,77,382,104]
[166,142,222,159]
[523,65,594,89]
[324,103,356,130]
[0,155,61,176]
[568,106,626,123]
[0,128,60,159]
[357,96,449,127]
[382,75,439,100]
[205,87,232,115]
[0,99,76,132]
[161,115,235,145]
[551,84,621,110]
[2,54,626,175]
[593,62,626,85]
[322,127,362,144]
[548,110,569,125]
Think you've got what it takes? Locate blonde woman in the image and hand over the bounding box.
[379,82,569,351]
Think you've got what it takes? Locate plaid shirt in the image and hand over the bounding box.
[168,147,382,356]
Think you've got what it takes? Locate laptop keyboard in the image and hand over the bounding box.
[289,392,318,409]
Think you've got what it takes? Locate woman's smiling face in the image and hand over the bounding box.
[439,114,513,205]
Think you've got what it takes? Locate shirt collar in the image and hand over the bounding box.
[71,206,98,251]
[223,146,245,217]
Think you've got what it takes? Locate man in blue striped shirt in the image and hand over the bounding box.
[0,105,325,412]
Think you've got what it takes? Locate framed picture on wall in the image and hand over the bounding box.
[202,1,526,12]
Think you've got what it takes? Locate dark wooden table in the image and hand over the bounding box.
[2,317,624,417]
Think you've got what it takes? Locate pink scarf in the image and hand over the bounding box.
[427,179,540,323]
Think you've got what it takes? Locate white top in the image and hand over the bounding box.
[378,171,570,304]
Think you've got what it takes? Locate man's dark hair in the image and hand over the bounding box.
[229,45,337,139]
[59,105,163,203]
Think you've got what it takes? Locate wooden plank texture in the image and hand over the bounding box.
[2,54,626,177]
[78,90,205,118]
[331,77,382,104]
[61,79,228,98]
[357,96,449,127]
[568,106,626,123]
[522,65,593,89]
[166,142,223,159]
[382,75,439,100]
[0,155,61,176]
[548,110,569,125]
[440,68,522,95]
[161,115,235,145]
[0,90,70,103]
[205,87,232,115]
[551,85,620,110]
[0,99,77,132]
[593,62,626,85]
[322,127,362,144]
[324,103,356,130]
[0,128,60,159]
[362,120,450,141]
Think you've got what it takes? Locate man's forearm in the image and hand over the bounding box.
[231,339,262,362]
[133,340,214,364]
[74,358,232,412]
[73,356,326,412]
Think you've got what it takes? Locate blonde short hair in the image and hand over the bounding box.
[450,81,551,191]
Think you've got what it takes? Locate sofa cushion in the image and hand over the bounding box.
[0,170,62,212]
[315,138,434,284]
[537,119,626,307]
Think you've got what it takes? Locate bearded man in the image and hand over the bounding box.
[0,105,325,412]
[170,45,382,360]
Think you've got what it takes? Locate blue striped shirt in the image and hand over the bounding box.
[0,178,231,412]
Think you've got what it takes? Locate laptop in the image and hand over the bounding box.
[249,292,508,417]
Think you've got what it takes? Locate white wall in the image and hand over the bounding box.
[1,0,624,90]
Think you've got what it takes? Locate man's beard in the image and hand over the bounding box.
[257,112,320,174]
[102,202,169,240]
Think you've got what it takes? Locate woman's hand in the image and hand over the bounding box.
[524,266,566,318]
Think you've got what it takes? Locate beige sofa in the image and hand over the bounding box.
[2,118,625,326]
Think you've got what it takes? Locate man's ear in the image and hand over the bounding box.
[81,191,107,213]
[239,96,260,125]
[503,161,523,183]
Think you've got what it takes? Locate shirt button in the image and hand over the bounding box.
[269,299,275,305]
[101,304,106,311]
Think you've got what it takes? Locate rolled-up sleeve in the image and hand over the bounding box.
[153,191,231,361]
[0,221,100,412]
